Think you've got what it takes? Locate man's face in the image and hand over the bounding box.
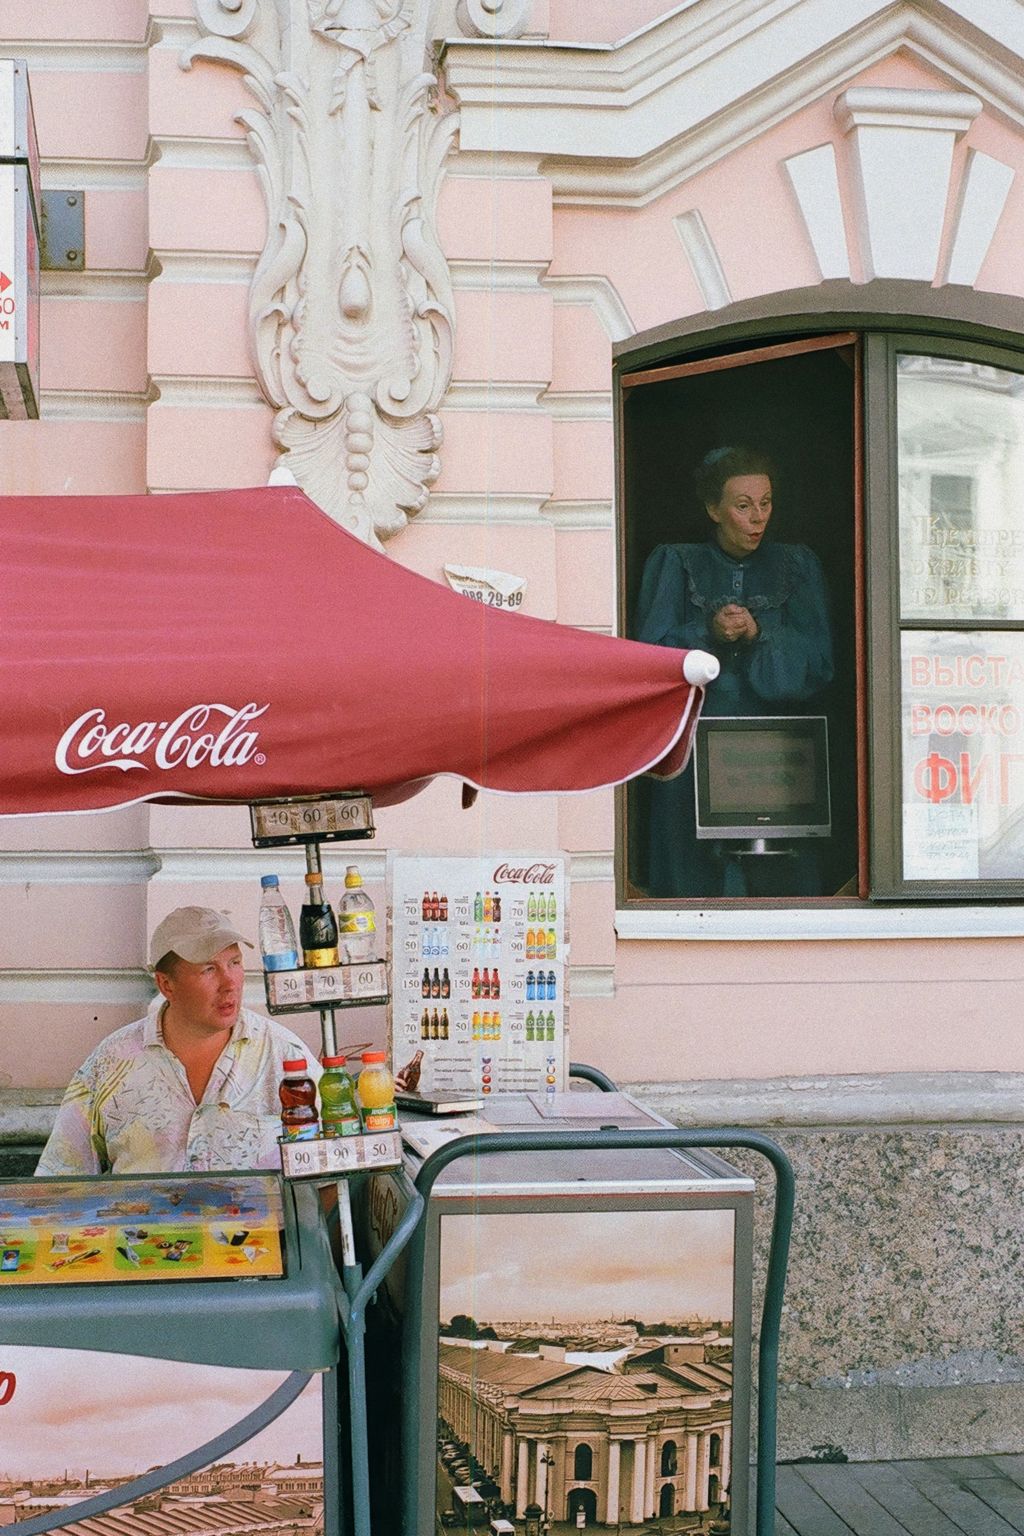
[157,944,245,1036]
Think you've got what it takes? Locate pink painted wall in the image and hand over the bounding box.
[4,4,1024,1096]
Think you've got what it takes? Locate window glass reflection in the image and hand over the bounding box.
[898,354,1024,621]
[901,631,1024,880]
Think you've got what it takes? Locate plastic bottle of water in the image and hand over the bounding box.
[258,875,299,971]
[338,865,376,963]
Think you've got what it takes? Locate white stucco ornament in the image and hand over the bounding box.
[184,0,457,547]
[456,0,532,39]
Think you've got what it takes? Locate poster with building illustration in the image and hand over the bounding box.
[0,1346,324,1532]
[436,1208,736,1533]
[388,854,568,1099]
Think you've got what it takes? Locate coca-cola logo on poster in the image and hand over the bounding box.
[492,861,557,885]
[55,704,268,776]
[0,1371,15,1406]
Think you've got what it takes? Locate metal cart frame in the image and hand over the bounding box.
[339,1064,794,1536]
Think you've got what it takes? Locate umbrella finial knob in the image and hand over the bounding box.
[683,649,720,686]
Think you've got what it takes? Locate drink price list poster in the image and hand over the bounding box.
[388,855,568,1098]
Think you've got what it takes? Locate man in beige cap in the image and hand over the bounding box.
[37,907,319,1176]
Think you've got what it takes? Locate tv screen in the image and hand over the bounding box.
[694,716,831,840]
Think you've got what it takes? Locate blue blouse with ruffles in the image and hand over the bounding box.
[636,539,834,715]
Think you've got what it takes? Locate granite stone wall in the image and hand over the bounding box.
[633,1074,1024,1461]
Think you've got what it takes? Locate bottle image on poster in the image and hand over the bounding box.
[388,855,568,1099]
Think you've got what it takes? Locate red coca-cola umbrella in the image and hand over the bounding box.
[2,486,713,817]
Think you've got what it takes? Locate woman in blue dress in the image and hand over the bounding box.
[635,446,834,896]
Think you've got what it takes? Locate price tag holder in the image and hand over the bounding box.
[279,1130,402,1179]
[250,795,375,847]
[264,962,389,1014]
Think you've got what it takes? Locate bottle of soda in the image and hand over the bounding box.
[440,1008,449,1039]
[492,892,501,923]
[300,873,339,967]
[547,892,557,922]
[526,970,536,1001]
[338,865,376,963]
[491,967,501,1000]
[547,969,556,1000]
[258,875,299,972]
[357,1052,397,1132]
[439,892,448,921]
[279,1057,318,1140]
[441,967,450,999]
[421,1008,430,1039]
[527,892,537,922]
[422,966,431,998]
[319,1056,361,1138]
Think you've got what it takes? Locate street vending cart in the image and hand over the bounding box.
[359,1087,793,1536]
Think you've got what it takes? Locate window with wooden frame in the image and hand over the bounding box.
[616,314,1024,908]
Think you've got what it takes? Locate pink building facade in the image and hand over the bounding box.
[3,0,1024,1461]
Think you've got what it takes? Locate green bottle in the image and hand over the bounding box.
[319,1056,361,1137]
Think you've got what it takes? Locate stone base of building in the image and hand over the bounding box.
[631,1073,1024,1464]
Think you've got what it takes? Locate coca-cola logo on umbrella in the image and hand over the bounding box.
[55,704,268,776]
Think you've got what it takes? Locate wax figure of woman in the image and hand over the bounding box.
[635,446,834,896]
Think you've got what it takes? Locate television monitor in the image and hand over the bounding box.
[694,715,831,841]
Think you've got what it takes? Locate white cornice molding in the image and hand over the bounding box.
[540,392,612,420]
[417,493,549,523]
[450,259,547,291]
[0,39,149,72]
[542,499,614,528]
[150,375,265,408]
[834,84,982,133]
[541,275,634,340]
[445,382,547,410]
[0,851,160,883]
[443,1,1024,207]
[40,269,150,300]
[41,160,149,191]
[40,389,152,421]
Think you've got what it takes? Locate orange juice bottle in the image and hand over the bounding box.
[357,1052,397,1131]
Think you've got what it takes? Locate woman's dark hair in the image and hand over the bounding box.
[695,446,776,509]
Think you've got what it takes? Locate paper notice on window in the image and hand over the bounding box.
[443,563,526,611]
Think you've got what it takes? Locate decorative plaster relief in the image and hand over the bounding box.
[783,144,850,281]
[183,0,457,546]
[456,0,533,39]
[945,149,1015,287]
[834,87,981,282]
[673,209,732,311]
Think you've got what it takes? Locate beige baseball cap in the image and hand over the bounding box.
[149,906,254,969]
